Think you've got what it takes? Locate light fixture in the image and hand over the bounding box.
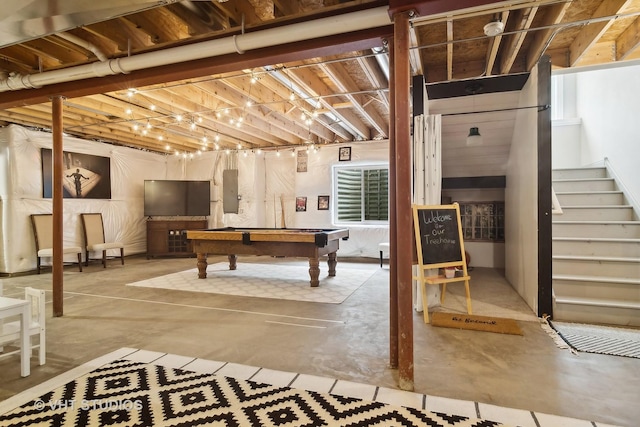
[466,127,483,145]
[483,15,504,37]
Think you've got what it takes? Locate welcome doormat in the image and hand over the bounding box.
[0,358,511,427]
[125,262,376,304]
[550,321,640,359]
[431,312,523,335]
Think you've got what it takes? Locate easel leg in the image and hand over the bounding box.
[420,281,430,323]
[464,279,472,315]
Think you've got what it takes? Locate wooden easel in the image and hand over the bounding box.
[412,203,472,323]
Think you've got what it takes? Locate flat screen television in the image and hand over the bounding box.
[144,180,210,216]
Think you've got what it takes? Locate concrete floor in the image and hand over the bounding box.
[1,255,638,427]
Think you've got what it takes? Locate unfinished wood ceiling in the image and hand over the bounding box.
[0,0,639,155]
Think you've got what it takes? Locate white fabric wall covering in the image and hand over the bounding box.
[0,124,393,273]
[0,124,164,274]
[264,152,295,228]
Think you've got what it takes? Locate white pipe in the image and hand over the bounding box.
[0,6,390,92]
[57,32,108,62]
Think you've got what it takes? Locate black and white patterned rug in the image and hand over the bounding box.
[0,359,508,426]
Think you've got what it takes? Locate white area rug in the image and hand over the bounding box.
[126,262,376,304]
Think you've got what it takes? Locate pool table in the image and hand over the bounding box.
[185,227,350,287]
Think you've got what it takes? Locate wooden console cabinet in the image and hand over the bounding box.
[146,219,208,258]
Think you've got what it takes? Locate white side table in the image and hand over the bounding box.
[0,297,30,377]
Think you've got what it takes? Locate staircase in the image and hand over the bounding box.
[552,166,640,327]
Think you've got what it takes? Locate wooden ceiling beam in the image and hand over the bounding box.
[615,16,640,61]
[355,55,390,108]
[318,62,388,137]
[163,3,222,36]
[288,64,371,140]
[134,85,292,147]
[499,5,539,74]
[525,2,570,71]
[0,26,390,110]
[191,80,305,144]
[485,11,509,76]
[569,0,632,66]
[219,75,335,142]
[121,9,191,44]
[0,107,197,153]
[446,18,454,81]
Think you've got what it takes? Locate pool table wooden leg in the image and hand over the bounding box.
[327,252,337,276]
[228,254,237,270]
[197,252,208,279]
[308,257,320,287]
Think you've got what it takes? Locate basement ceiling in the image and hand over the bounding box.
[0,0,638,167]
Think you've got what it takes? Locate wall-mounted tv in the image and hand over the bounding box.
[144,180,210,217]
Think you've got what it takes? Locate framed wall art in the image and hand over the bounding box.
[318,195,330,210]
[41,148,112,199]
[338,146,351,161]
[295,196,307,212]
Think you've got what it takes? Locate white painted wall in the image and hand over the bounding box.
[553,62,640,210]
[505,66,540,313]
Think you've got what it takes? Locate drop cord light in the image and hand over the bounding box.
[466,127,482,145]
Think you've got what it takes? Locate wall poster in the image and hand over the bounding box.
[296,150,308,172]
[41,148,112,199]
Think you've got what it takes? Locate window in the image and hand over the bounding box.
[334,165,389,224]
[459,202,505,242]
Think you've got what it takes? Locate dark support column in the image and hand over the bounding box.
[537,55,553,318]
[393,10,414,391]
[388,37,398,369]
[52,96,64,317]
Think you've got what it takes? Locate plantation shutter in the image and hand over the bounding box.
[336,169,362,221]
[364,169,389,220]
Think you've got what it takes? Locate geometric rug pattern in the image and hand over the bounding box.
[125,262,377,304]
[550,321,640,359]
[0,359,509,427]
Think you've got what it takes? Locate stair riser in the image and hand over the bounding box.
[553,223,640,238]
[553,179,616,192]
[553,303,640,327]
[552,168,607,180]
[554,207,634,221]
[553,259,640,279]
[553,240,640,257]
[553,279,640,301]
[555,193,624,206]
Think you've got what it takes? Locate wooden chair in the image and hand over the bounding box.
[80,213,124,268]
[0,287,47,365]
[30,214,83,274]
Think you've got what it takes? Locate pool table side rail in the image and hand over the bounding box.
[186,228,349,246]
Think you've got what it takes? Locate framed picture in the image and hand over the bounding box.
[295,196,307,212]
[41,148,112,199]
[338,146,351,161]
[317,195,330,210]
[296,149,308,172]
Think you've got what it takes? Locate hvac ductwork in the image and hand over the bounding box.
[0,6,390,93]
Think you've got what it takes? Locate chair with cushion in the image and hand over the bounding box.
[80,213,124,268]
[30,214,83,274]
[0,287,46,366]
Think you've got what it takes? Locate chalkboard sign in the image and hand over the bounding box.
[412,204,464,266]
